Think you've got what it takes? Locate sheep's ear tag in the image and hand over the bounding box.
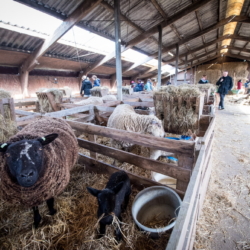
[1,143,7,148]
[41,137,46,141]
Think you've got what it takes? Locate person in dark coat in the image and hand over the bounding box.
[80,76,93,97]
[216,71,233,110]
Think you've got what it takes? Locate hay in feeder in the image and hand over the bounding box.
[0,165,171,250]
[0,89,17,143]
[90,86,109,97]
[154,85,202,134]
[37,88,64,113]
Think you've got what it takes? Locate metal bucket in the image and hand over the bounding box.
[131,186,181,237]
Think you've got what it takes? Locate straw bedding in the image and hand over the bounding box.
[0,89,17,143]
[0,117,78,207]
[0,165,171,250]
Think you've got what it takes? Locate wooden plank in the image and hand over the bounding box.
[67,121,195,156]
[8,98,16,122]
[15,109,39,116]
[0,99,4,116]
[88,135,97,159]
[77,138,191,182]
[14,101,36,107]
[72,114,95,123]
[21,0,103,72]
[45,92,61,111]
[166,146,206,250]
[78,153,185,197]
[122,101,154,107]
[139,98,153,102]
[44,105,94,118]
[201,116,216,149]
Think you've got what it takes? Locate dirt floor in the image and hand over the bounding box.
[195,96,250,250]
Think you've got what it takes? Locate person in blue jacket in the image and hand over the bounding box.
[92,75,101,87]
[80,76,93,97]
[144,79,154,91]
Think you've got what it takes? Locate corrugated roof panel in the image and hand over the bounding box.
[187,37,204,50]
[234,40,248,47]
[204,30,218,43]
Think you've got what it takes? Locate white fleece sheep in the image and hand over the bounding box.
[74,95,117,105]
[107,104,170,160]
[101,95,117,101]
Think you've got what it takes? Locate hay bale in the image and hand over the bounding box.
[0,117,78,207]
[90,86,109,97]
[154,85,203,134]
[37,88,64,113]
[0,89,17,142]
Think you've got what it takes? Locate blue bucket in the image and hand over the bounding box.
[180,135,191,140]
[165,137,180,140]
[167,156,178,162]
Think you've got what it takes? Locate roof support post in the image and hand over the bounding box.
[184,54,187,83]
[157,25,163,90]
[19,70,29,98]
[114,0,123,101]
[174,43,179,85]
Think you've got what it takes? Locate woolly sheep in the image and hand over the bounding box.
[74,96,104,106]
[101,95,117,102]
[0,117,78,227]
[107,104,170,160]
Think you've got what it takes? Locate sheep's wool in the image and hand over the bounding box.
[0,117,78,207]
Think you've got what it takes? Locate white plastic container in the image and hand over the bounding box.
[151,172,177,189]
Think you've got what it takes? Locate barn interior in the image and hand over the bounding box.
[0,0,250,250]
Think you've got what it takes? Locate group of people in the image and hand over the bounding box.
[80,75,101,97]
[199,73,250,110]
[131,79,155,92]
[237,79,250,94]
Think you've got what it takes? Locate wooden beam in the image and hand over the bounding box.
[78,153,185,197]
[157,25,162,89]
[227,46,250,54]
[67,121,195,156]
[226,52,250,61]
[19,70,29,97]
[21,0,102,73]
[77,138,191,182]
[83,0,213,74]
[174,43,179,85]
[114,0,123,101]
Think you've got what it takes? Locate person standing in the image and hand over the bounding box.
[237,79,242,90]
[144,79,153,91]
[92,75,101,87]
[216,71,233,110]
[80,76,93,97]
[198,75,209,84]
[244,78,250,94]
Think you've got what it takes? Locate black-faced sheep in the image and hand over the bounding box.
[0,117,78,227]
[87,171,131,241]
[107,104,169,160]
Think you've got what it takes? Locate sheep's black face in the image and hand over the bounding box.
[0,133,58,188]
[5,140,44,187]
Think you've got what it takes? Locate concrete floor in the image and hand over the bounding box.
[195,98,250,250]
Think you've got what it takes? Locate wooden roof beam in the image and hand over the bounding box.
[20,0,103,73]
[84,0,213,74]
[123,15,250,72]
[227,52,250,61]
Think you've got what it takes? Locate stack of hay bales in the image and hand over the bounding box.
[36,88,64,113]
[0,89,17,143]
[90,86,109,97]
[122,86,133,95]
[154,85,204,134]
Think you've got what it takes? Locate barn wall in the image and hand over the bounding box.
[0,74,116,98]
[195,62,250,86]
